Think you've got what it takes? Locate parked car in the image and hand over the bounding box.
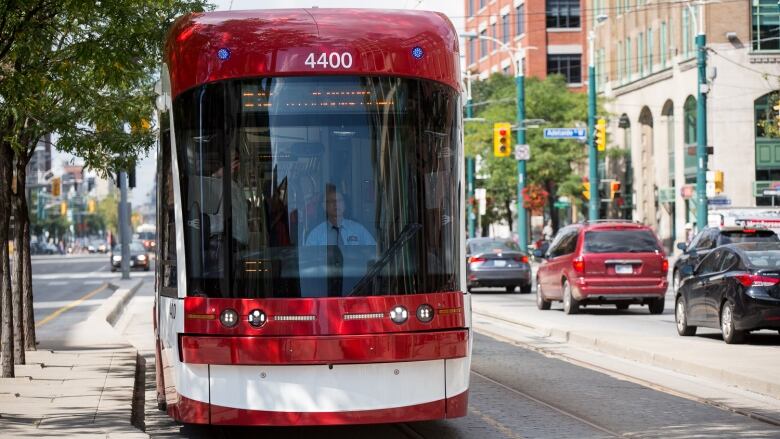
[30,241,54,255]
[466,237,531,293]
[673,227,779,292]
[110,242,150,271]
[534,220,668,314]
[675,242,780,344]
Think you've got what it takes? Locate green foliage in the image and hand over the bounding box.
[465,74,595,226]
[96,193,119,236]
[0,0,212,173]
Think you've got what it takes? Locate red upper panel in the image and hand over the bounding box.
[165,8,461,97]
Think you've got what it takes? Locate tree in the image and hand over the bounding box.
[0,0,210,376]
[464,74,594,233]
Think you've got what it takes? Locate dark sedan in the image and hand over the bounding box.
[675,242,780,344]
[672,226,778,291]
[466,238,531,294]
[110,242,151,271]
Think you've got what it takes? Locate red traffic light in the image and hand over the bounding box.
[499,129,507,136]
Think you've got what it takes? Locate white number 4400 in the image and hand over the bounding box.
[304,52,353,69]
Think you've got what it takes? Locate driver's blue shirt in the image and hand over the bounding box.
[305,219,376,246]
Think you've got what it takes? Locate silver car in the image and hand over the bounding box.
[466,238,531,294]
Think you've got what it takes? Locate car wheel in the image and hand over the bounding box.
[536,282,551,310]
[721,301,745,344]
[616,303,629,310]
[648,297,665,315]
[520,283,532,295]
[505,286,516,293]
[675,296,697,336]
[562,280,579,315]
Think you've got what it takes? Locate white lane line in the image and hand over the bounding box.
[33,272,154,280]
[47,281,68,286]
[34,299,106,310]
[84,280,104,285]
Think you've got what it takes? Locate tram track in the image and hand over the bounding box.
[473,311,780,429]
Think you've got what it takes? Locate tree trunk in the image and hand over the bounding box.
[11,192,24,365]
[545,180,559,232]
[504,199,513,233]
[0,143,15,377]
[14,156,35,351]
[22,212,35,351]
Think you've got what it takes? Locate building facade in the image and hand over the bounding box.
[464,0,589,89]
[592,0,780,249]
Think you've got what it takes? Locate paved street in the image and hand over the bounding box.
[117,285,780,438]
[31,253,154,348]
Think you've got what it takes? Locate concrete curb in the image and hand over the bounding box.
[92,279,144,327]
[473,307,780,400]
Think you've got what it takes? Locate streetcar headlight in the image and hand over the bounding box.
[389,306,408,324]
[219,309,239,328]
[416,304,434,323]
[247,309,267,328]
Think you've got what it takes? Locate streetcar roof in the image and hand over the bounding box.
[164,8,461,97]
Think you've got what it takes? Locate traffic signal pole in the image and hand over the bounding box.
[516,60,528,252]
[694,1,708,230]
[587,31,599,220]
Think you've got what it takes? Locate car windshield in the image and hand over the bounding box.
[744,250,780,269]
[718,230,778,245]
[113,243,145,253]
[469,240,520,254]
[584,230,661,253]
[174,76,460,299]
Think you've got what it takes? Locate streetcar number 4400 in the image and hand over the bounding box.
[305,52,353,69]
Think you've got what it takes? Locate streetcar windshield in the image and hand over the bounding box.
[174,76,460,298]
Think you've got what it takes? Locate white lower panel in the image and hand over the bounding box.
[177,362,210,403]
[209,360,446,412]
[445,357,471,397]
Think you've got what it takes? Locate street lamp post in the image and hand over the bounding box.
[688,0,708,230]
[460,32,529,250]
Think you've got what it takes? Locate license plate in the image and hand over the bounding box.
[615,264,633,274]
[493,260,507,268]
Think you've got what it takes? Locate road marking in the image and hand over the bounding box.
[35,283,109,328]
[33,271,153,280]
[84,280,104,285]
[47,281,68,286]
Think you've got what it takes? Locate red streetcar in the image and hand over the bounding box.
[153,8,470,426]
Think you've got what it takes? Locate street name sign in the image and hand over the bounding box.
[543,128,586,139]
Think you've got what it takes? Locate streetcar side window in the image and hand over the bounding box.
[158,111,178,296]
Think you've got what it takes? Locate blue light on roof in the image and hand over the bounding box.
[217,48,231,61]
[411,46,424,60]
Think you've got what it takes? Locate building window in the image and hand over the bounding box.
[479,0,486,9]
[491,22,497,51]
[547,54,582,84]
[683,96,697,179]
[478,32,487,59]
[516,4,525,36]
[596,48,606,91]
[469,37,475,65]
[755,92,780,204]
[625,37,631,81]
[753,0,780,51]
[468,0,474,16]
[617,41,623,82]
[638,32,644,77]
[502,14,510,43]
[647,28,653,73]
[682,8,693,58]
[546,0,580,29]
[661,22,667,67]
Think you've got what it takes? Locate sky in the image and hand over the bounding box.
[53,0,465,207]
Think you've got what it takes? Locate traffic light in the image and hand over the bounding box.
[595,118,607,152]
[493,122,512,158]
[128,167,136,189]
[714,170,724,193]
[610,180,621,200]
[87,199,96,214]
[582,181,590,201]
[51,177,61,197]
[60,201,67,216]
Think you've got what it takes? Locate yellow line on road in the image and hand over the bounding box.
[36,283,109,328]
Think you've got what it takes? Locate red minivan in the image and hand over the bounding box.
[535,221,668,314]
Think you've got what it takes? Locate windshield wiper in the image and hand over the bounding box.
[348,223,422,297]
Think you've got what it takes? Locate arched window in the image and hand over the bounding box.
[683,96,696,183]
[755,92,780,205]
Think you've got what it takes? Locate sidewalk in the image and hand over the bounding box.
[0,279,147,438]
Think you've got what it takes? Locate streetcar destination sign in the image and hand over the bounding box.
[544,128,586,139]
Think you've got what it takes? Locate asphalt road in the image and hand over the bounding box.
[141,330,780,438]
[31,253,154,348]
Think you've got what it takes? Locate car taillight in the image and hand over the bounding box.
[573,258,585,273]
[735,274,780,287]
[513,255,529,263]
[468,256,486,264]
[662,259,669,273]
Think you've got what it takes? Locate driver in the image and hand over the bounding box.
[305,185,375,246]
